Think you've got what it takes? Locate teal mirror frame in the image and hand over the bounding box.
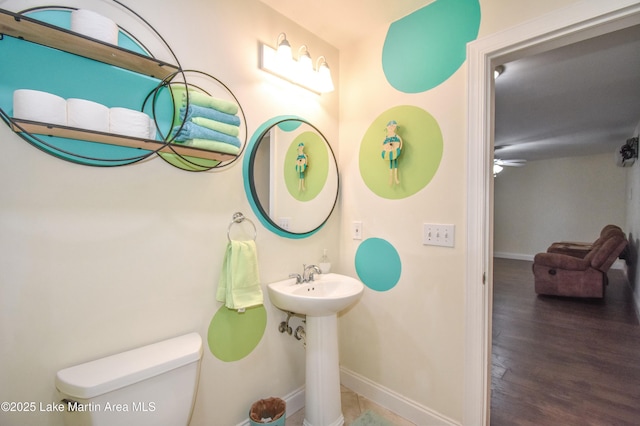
[243,115,339,239]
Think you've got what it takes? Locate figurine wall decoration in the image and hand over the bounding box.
[295,142,308,190]
[381,120,402,185]
[359,105,443,200]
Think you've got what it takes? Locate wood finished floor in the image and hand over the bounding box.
[491,258,640,426]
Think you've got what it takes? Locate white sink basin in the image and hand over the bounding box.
[267,273,364,316]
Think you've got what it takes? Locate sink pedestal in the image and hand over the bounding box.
[266,273,364,426]
[304,314,343,426]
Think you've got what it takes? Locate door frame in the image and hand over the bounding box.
[464,1,640,424]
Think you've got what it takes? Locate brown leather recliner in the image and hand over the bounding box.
[546,224,627,259]
[533,232,628,298]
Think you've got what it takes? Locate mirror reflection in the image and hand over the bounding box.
[245,117,339,236]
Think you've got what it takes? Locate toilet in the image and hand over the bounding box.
[55,332,202,426]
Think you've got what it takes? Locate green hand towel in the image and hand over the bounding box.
[180,139,241,155]
[169,86,239,119]
[182,90,239,115]
[216,240,263,310]
[191,116,240,137]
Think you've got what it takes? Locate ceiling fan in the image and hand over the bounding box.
[494,158,526,167]
[493,158,526,176]
[493,145,526,175]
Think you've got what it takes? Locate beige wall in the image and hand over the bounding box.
[0,1,338,425]
[494,153,628,258]
[1,0,611,425]
[336,0,582,423]
[625,120,640,313]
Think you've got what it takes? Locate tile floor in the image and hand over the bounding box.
[285,386,415,425]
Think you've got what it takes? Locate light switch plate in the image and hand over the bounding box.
[353,221,363,240]
[279,217,291,231]
[423,223,455,247]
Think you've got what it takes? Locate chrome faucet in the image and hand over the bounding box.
[289,273,303,284]
[303,264,321,283]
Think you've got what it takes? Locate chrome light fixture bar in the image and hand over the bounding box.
[259,33,334,94]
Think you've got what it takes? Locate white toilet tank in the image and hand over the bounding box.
[55,332,202,426]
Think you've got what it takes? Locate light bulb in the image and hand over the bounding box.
[316,59,334,93]
[276,33,292,69]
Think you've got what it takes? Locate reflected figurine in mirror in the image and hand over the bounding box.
[295,142,308,191]
[381,120,402,186]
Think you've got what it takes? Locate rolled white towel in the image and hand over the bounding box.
[67,98,110,132]
[109,107,151,139]
[71,9,119,45]
[148,116,157,140]
[13,89,67,126]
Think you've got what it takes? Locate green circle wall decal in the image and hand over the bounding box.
[355,238,401,292]
[284,131,329,201]
[207,305,267,362]
[359,105,443,199]
[382,0,481,93]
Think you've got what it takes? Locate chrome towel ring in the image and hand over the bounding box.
[227,212,257,241]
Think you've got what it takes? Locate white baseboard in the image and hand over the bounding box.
[236,369,459,426]
[493,251,625,270]
[236,386,305,426]
[493,252,533,262]
[339,367,459,426]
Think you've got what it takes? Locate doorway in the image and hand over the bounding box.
[464,1,640,424]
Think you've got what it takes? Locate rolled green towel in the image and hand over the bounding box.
[191,116,239,137]
[182,90,238,115]
[180,138,241,155]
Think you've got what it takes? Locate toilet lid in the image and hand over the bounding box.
[55,332,202,399]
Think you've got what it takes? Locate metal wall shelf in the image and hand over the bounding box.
[10,118,236,162]
[0,7,242,167]
[0,8,179,79]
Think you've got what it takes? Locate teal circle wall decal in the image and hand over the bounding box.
[359,105,443,199]
[382,0,481,93]
[207,305,267,362]
[355,238,401,292]
[278,120,303,132]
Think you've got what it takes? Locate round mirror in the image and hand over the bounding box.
[243,116,339,238]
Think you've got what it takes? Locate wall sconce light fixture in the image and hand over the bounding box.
[276,32,292,64]
[260,33,335,94]
[315,56,334,93]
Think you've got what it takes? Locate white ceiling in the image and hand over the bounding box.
[494,24,640,162]
[258,0,433,49]
[259,1,640,163]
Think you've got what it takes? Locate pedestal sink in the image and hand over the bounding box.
[267,273,364,426]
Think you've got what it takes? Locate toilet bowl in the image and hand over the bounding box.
[55,332,202,426]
